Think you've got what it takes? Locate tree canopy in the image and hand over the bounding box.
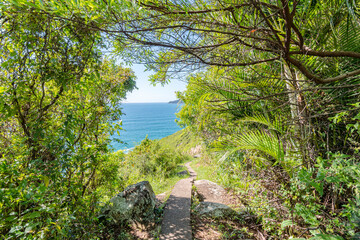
[0,0,360,239]
[0,4,136,238]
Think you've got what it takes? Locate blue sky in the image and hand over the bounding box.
[124,64,187,103]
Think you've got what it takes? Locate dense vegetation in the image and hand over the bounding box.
[118,138,191,195]
[97,138,191,239]
[1,0,360,239]
[0,5,138,239]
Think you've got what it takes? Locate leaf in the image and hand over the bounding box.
[281,220,294,229]
[27,211,41,219]
[309,234,344,240]
[5,216,17,222]
[239,114,284,134]
[309,182,324,196]
[236,129,284,163]
[0,86,6,94]
[9,0,21,7]
[24,226,33,234]
[43,175,50,187]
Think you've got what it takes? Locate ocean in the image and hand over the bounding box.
[111,102,183,151]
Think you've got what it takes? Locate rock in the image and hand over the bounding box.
[156,192,167,202]
[168,99,182,104]
[194,180,227,204]
[176,170,188,176]
[194,202,236,218]
[100,181,157,224]
[189,145,202,156]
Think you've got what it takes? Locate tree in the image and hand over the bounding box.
[77,0,354,81]
[0,5,136,238]
[1,0,359,238]
[81,0,360,163]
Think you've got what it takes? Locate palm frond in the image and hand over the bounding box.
[238,114,285,134]
[236,129,284,164]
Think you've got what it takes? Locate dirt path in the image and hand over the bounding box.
[159,162,196,240]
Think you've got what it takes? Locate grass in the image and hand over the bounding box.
[190,158,217,181]
[116,128,202,197]
[118,136,193,197]
[160,129,222,184]
[146,165,189,195]
[159,127,203,154]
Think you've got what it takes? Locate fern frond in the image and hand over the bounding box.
[236,129,284,164]
[239,114,285,134]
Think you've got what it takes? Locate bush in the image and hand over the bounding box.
[117,137,191,194]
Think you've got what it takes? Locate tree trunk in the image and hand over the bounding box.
[283,63,316,167]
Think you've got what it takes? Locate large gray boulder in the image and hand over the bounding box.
[194,180,227,204]
[100,181,157,224]
[194,202,236,218]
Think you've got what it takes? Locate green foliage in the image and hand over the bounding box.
[159,128,203,155]
[127,138,183,176]
[170,3,360,234]
[283,153,360,238]
[0,4,136,239]
[95,151,127,201]
[236,129,284,165]
[1,0,360,239]
[190,152,222,183]
[119,138,191,194]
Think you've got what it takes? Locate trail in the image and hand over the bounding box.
[159,162,196,240]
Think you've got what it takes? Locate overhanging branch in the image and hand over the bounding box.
[288,57,360,84]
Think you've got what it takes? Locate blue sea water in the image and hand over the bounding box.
[111,103,183,151]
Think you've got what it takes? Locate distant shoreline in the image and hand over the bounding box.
[123,102,169,104]
[122,101,183,104]
[123,102,172,104]
[168,99,182,104]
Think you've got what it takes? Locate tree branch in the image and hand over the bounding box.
[288,57,360,84]
[289,50,360,58]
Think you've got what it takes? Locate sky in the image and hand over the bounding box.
[124,64,187,103]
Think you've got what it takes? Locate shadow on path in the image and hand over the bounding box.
[159,162,196,240]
